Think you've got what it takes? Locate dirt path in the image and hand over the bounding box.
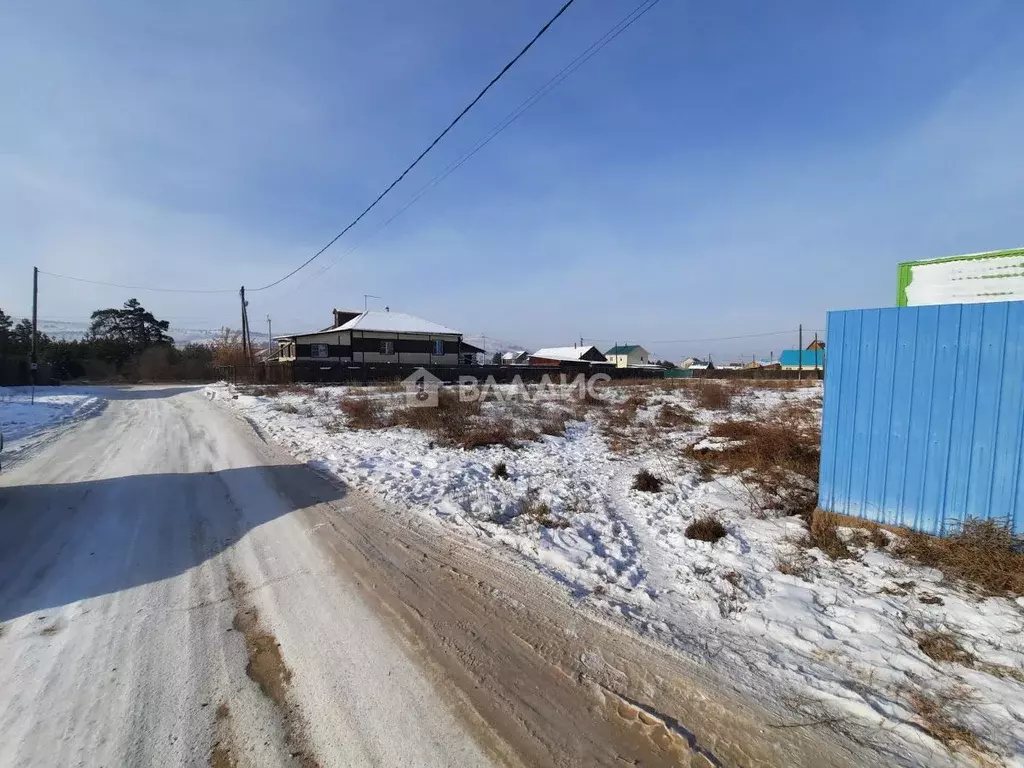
[0,386,864,766]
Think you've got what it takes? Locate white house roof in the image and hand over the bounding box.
[530,345,602,362]
[502,350,527,360]
[277,310,458,337]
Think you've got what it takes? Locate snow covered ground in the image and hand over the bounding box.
[209,380,1024,766]
[0,387,102,462]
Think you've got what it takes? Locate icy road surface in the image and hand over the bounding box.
[0,386,861,767]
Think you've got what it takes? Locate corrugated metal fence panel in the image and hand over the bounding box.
[819,301,1024,535]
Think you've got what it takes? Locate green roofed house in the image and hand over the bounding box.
[897,247,1024,307]
[604,344,651,369]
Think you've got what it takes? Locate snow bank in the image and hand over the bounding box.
[0,388,101,445]
[210,381,1024,766]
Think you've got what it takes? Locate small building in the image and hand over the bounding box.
[807,339,826,351]
[529,345,609,368]
[779,349,825,370]
[276,309,466,366]
[501,350,530,366]
[604,344,651,368]
[680,357,714,371]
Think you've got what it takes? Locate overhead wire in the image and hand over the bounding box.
[250,0,578,292]
[36,270,237,294]
[274,0,664,299]
[33,1,577,296]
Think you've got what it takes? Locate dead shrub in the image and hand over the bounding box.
[339,395,386,429]
[603,392,646,430]
[808,510,852,560]
[492,462,509,479]
[893,518,1024,596]
[273,401,299,415]
[253,385,282,398]
[632,470,663,493]
[517,488,568,529]
[540,412,567,437]
[916,631,975,666]
[777,554,812,580]
[685,516,727,543]
[459,417,518,449]
[700,419,820,481]
[906,689,983,754]
[868,525,889,549]
[656,404,697,430]
[694,382,733,410]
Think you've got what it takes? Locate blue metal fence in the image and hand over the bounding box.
[819,301,1024,535]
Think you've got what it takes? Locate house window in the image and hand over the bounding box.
[379,340,395,355]
[433,339,444,356]
[310,343,329,358]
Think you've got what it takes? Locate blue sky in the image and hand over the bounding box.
[2,0,1022,360]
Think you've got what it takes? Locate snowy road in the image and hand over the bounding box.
[0,386,863,767]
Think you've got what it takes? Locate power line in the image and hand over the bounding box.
[275,0,663,297]
[250,0,578,293]
[33,2,578,298]
[582,330,826,345]
[649,330,826,344]
[37,270,237,294]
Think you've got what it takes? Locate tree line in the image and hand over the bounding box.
[0,299,244,382]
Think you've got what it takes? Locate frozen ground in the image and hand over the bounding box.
[210,380,1024,767]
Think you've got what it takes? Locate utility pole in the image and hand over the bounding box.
[31,266,38,404]
[266,315,273,357]
[798,324,803,381]
[813,331,820,376]
[239,286,251,366]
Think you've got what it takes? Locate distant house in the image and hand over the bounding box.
[459,340,487,366]
[807,339,826,351]
[501,350,530,366]
[529,345,609,368]
[604,344,651,368]
[680,357,714,371]
[779,349,825,370]
[276,308,466,365]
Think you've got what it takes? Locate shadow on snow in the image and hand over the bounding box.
[0,463,345,623]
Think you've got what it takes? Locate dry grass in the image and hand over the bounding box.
[893,518,1024,596]
[458,417,519,449]
[492,461,509,479]
[685,515,727,543]
[808,510,853,560]
[916,630,975,666]
[701,418,820,481]
[693,381,733,410]
[906,689,983,754]
[539,412,567,437]
[391,389,526,449]
[339,395,387,429]
[684,402,821,518]
[517,488,568,529]
[776,554,812,580]
[656,403,697,429]
[631,469,664,493]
